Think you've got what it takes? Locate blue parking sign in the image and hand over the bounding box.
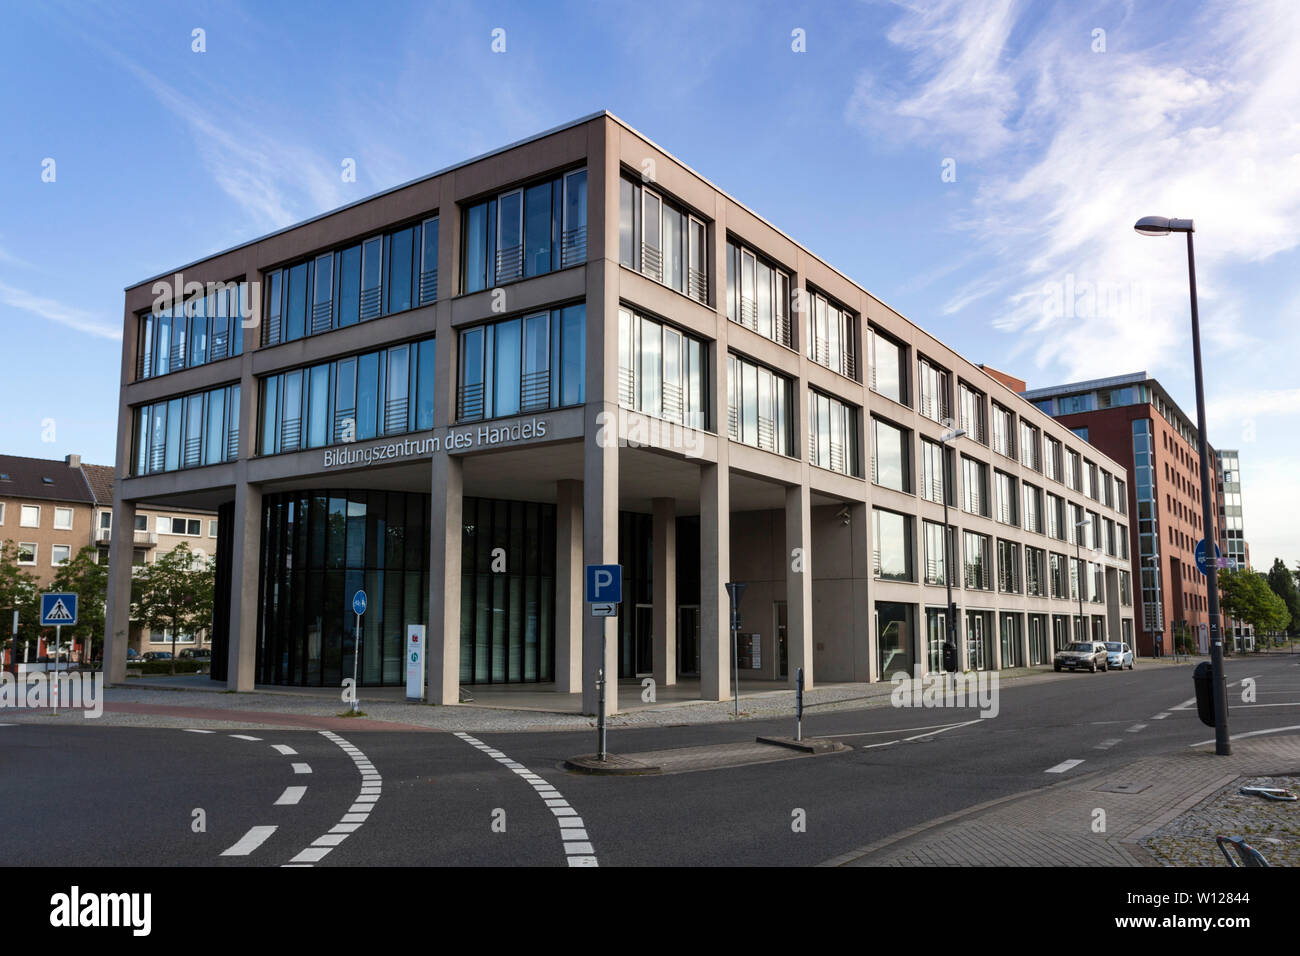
[41,593,78,626]
[585,564,622,604]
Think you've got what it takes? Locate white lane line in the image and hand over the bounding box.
[184,729,215,734]
[1151,713,1171,720]
[1232,702,1300,708]
[230,734,262,741]
[903,719,980,741]
[816,720,967,739]
[284,731,381,867]
[275,786,307,806]
[1126,723,1148,733]
[1046,759,1084,774]
[856,740,902,751]
[455,732,598,867]
[272,744,298,755]
[221,825,277,857]
[1094,739,1122,750]
[1170,696,1198,712]
[1190,724,1300,747]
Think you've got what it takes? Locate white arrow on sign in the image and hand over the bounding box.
[590,603,617,617]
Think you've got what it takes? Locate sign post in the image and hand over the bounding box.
[585,564,622,761]
[41,593,78,716]
[405,624,426,702]
[795,666,804,742]
[725,583,747,718]
[351,590,367,714]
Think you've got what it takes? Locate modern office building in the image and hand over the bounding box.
[1215,448,1253,649]
[104,112,1135,711]
[1023,372,1220,656]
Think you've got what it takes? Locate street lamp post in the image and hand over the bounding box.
[939,424,967,673]
[1135,215,1230,755]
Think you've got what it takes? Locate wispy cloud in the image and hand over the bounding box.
[0,282,119,340]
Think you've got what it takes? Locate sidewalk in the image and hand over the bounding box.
[822,733,1300,866]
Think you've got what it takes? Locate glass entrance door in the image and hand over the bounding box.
[634,604,653,675]
[774,601,788,679]
[926,608,947,674]
[1029,615,1047,665]
[677,606,700,677]
[967,613,987,671]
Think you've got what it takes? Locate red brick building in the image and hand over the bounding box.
[1022,373,1220,657]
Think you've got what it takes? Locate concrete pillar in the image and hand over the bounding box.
[429,452,463,704]
[990,613,1004,671]
[582,412,619,716]
[1018,612,1030,669]
[555,479,584,692]
[103,495,135,685]
[849,502,878,683]
[652,496,676,687]
[785,484,814,689]
[226,481,262,691]
[700,462,730,701]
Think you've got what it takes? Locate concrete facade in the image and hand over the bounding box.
[105,112,1135,704]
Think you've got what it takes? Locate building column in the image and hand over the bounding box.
[429,452,463,704]
[103,496,135,685]
[849,501,877,683]
[226,481,262,691]
[785,484,814,689]
[700,462,730,701]
[555,479,583,693]
[1018,613,1030,670]
[990,614,1004,672]
[652,496,677,687]
[582,412,618,716]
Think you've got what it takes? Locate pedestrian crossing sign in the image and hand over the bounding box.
[41,593,78,626]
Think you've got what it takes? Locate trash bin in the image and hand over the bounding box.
[1193,661,1215,728]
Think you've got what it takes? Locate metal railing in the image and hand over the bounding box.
[687,266,707,303]
[520,370,550,412]
[495,244,524,283]
[640,243,663,283]
[562,226,587,268]
[458,383,486,421]
[311,300,333,335]
[359,286,382,321]
[419,268,438,305]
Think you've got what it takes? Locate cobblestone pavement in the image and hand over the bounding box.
[826,734,1300,867]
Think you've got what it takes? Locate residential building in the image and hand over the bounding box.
[104,112,1134,710]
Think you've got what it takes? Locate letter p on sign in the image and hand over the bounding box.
[585,564,622,604]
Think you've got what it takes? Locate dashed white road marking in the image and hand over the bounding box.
[1126,723,1148,733]
[183,729,215,734]
[1151,712,1171,720]
[221,825,277,856]
[285,731,380,867]
[275,786,307,806]
[856,740,902,751]
[292,762,312,774]
[1094,739,1122,750]
[230,734,262,741]
[272,744,298,755]
[455,732,598,867]
[1190,724,1300,747]
[1046,759,1084,774]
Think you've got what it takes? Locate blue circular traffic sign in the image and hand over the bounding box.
[352,590,368,616]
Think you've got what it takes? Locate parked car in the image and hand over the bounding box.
[1105,642,1134,670]
[142,651,173,662]
[1054,641,1108,673]
[178,648,211,660]
[126,648,141,664]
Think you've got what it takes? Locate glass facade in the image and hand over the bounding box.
[811,292,859,380]
[1132,418,1163,633]
[810,390,862,476]
[132,383,241,475]
[876,601,913,680]
[619,308,708,430]
[619,174,707,302]
[459,306,586,422]
[263,216,437,346]
[871,417,910,491]
[137,281,247,380]
[872,508,912,582]
[463,169,587,293]
[917,356,950,424]
[255,491,556,686]
[260,337,436,454]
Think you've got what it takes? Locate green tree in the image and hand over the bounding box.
[50,545,109,663]
[0,541,42,663]
[1266,557,1300,635]
[1219,568,1290,641]
[132,542,215,675]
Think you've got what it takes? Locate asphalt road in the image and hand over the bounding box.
[3,654,1297,866]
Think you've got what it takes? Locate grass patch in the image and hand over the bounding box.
[336,709,368,718]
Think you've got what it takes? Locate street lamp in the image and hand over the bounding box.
[1075,517,1090,642]
[939,424,967,674]
[1135,214,1230,755]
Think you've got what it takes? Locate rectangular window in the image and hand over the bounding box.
[1023,482,1042,534]
[724,354,792,455]
[1019,421,1041,470]
[53,506,73,530]
[132,383,241,476]
[961,455,989,517]
[1026,547,1045,596]
[923,520,950,585]
[386,226,415,314]
[726,239,792,347]
[457,308,585,423]
[958,382,987,444]
[994,470,1018,525]
[873,508,912,582]
[919,438,950,505]
[991,404,1015,458]
[997,539,1020,593]
[136,283,246,380]
[871,417,911,492]
[964,531,990,590]
[809,390,861,476]
[917,357,951,424]
[1045,436,1062,481]
[620,174,707,302]
[17,543,36,565]
[20,505,40,527]
[562,170,587,267]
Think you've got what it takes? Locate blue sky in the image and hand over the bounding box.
[2,0,1297,563]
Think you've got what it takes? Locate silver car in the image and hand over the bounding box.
[1105,641,1134,670]
[1054,641,1108,673]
